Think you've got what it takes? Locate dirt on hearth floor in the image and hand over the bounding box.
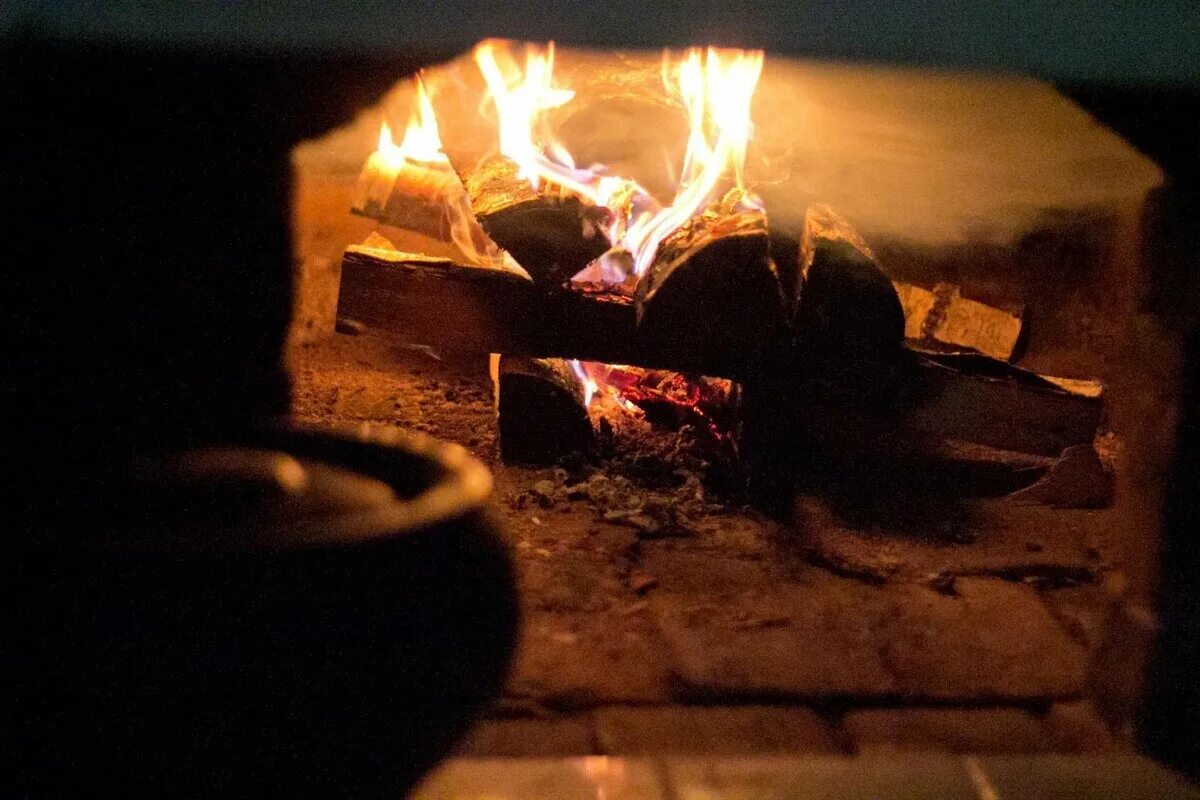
[289,332,1124,757]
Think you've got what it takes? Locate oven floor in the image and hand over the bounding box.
[291,333,1124,758]
[413,754,1197,799]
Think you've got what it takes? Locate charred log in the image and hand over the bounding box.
[795,203,905,361]
[635,193,788,372]
[337,246,771,376]
[463,156,611,284]
[495,355,594,465]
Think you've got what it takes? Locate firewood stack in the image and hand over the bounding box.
[338,189,1103,476]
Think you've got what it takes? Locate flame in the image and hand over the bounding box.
[474,40,650,244]
[376,77,449,168]
[567,359,600,407]
[623,47,764,277]
[358,75,525,275]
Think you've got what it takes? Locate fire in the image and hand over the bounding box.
[355,75,524,274]
[356,42,767,404]
[472,40,764,288]
[375,77,449,168]
[474,40,650,244]
[623,47,764,277]
[472,42,765,404]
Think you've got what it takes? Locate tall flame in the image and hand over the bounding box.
[360,75,524,274]
[623,47,764,277]
[472,43,764,286]
[377,77,449,168]
[474,40,649,242]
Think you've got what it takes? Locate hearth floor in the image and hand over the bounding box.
[291,334,1124,758]
[413,754,1197,799]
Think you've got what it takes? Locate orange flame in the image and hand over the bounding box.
[474,40,648,243]
[624,47,764,277]
[359,75,523,274]
[376,77,450,168]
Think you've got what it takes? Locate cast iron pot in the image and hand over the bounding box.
[7,424,517,800]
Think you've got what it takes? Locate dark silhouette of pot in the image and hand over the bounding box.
[8,424,517,799]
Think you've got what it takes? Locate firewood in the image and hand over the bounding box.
[337,245,766,375]
[899,349,1103,457]
[351,157,462,240]
[494,355,594,465]
[462,156,612,284]
[794,203,905,359]
[895,282,1024,361]
[634,193,788,371]
[338,246,1102,457]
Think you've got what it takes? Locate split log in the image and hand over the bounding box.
[462,156,612,284]
[494,355,594,465]
[895,282,1024,361]
[351,154,462,239]
[900,349,1103,457]
[635,193,788,370]
[794,203,905,359]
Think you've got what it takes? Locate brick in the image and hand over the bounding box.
[844,708,1049,754]
[796,496,1110,584]
[416,756,664,800]
[651,572,897,700]
[595,705,842,755]
[507,609,673,707]
[653,572,1086,703]
[667,754,978,799]
[980,754,1200,799]
[879,578,1087,700]
[455,716,595,757]
[1043,702,1116,753]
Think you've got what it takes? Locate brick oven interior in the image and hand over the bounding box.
[288,44,1178,763]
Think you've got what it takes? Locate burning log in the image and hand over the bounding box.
[463,156,612,284]
[494,355,594,464]
[794,204,905,359]
[351,154,462,240]
[337,245,768,375]
[635,194,788,369]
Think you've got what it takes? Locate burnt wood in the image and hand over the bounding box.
[795,203,905,359]
[462,156,612,283]
[635,197,788,371]
[496,356,594,464]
